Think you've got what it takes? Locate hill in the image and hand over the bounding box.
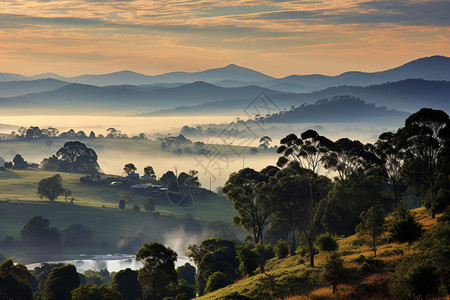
[0,81,287,113]
[147,79,449,116]
[197,207,444,299]
[262,96,410,123]
[0,78,69,97]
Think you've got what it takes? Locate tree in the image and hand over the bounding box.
[259,136,272,150]
[375,131,403,207]
[356,206,385,257]
[322,252,346,294]
[321,174,389,236]
[187,238,239,296]
[142,197,155,212]
[12,154,28,169]
[20,216,60,247]
[388,205,422,246]
[0,259,33,300]
[119,200,126,210]
[223,167,277,272]
[398,108,449,218]
[177,263,196,285]
[54,141,100,173]
[42,264,80,300]
[269,162,331,256]
[123,163,137,174]
[160,171,177,188]
[144,166,156,179]
[37,174,65,202]
[112,268,142,300]
[137,242,178,300]
[71,285,122,300]
[322,138,379,184]
[277,130,333,267]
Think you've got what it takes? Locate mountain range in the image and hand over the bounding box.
[0,55,449,118]
[1,55,450,91]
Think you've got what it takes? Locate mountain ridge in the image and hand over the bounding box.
[0,56,449,91]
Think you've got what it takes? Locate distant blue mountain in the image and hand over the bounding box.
[1,56,449,91]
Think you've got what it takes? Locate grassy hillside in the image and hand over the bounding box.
[197,207,443,300]
[0,169,237,263]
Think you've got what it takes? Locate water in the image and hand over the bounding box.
[25,253,193,273]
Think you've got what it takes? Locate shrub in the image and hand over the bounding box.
[205,272,229,293]
[388,206,422,246]
[236,244,258,276]
[274,240,289,259]
[389,253,439,299]
[315,233,338,252]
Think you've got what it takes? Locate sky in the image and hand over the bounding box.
[0,0,449,77]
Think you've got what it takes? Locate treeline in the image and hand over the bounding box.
[6,127,147,140]
[0,216,93,250]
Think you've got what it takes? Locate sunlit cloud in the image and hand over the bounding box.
[0,0,448,76]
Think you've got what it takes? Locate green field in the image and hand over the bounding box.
[0,168,237,263]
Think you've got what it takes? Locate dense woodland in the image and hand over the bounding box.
[0,107,449,300]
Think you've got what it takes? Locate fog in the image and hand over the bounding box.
[0,114,406,190]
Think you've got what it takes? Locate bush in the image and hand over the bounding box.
[389,253,440,299]
[315,233,338,252]
[274,240,289,259]
[236,244,258,276]
[388,206,422,246]
[205,272,229,293]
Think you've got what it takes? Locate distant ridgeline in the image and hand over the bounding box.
[258,96,410,123]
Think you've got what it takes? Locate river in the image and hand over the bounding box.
[25,253,193,273]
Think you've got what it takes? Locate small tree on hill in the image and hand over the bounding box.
[123,163,137,174]
[356,206,385,257]
[142,197,155,212]
[143,166,156,180]
[322,252,346,294]
[37,174,65,202]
